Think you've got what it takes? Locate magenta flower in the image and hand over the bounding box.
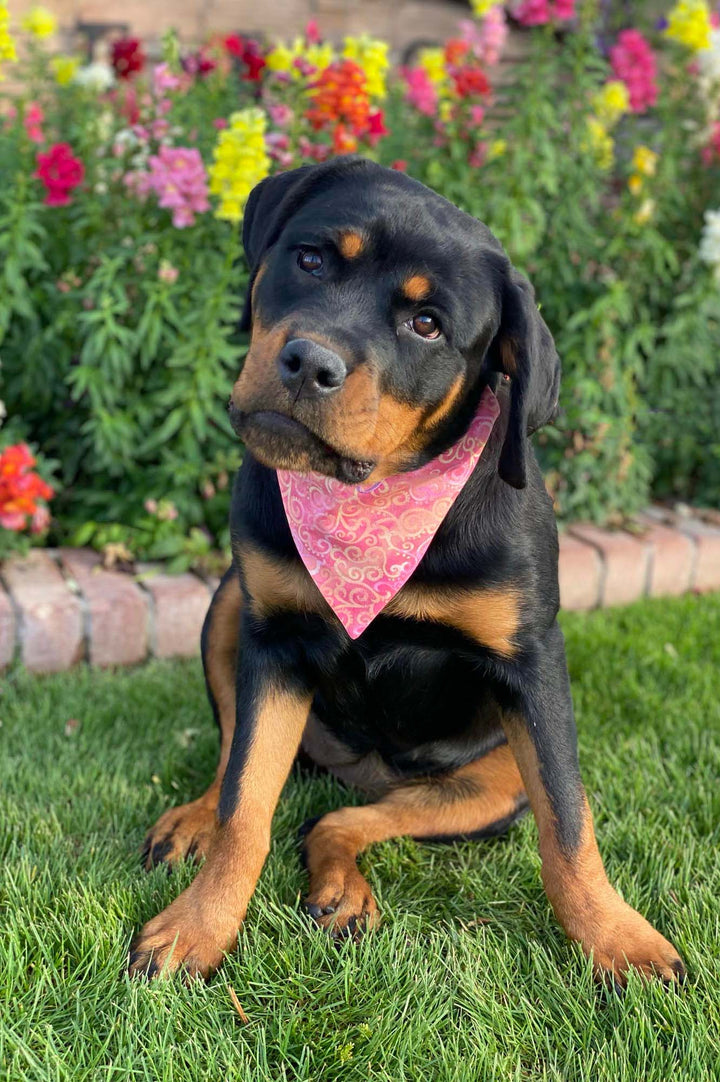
[514,0,574,25]
[132,146,209,228]
[610,30,658,114]
[152,62,181,94]
[402,67,438,116]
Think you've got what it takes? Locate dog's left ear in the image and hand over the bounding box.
[239,166,316,331]
[493,268,561,489]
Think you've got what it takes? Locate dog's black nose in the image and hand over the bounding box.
[277,339,347,399]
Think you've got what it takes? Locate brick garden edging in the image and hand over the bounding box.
[1,506,719,674]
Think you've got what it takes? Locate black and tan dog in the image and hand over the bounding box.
[129,158,685,986]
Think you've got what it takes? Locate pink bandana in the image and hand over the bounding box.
[277,386,500,639]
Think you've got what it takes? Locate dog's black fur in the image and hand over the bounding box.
[129,159,684,987]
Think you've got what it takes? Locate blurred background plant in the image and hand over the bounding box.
[0,0,719,569]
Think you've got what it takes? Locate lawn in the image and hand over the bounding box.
[1,593,719,1081]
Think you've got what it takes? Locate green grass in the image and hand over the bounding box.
[1,594,720,1081]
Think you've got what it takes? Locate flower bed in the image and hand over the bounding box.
[1,1,719,571]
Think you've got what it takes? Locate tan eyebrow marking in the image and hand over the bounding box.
[338,231,366,259]
[402,274,432,301]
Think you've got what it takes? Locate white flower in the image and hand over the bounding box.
[74,61,115,92]
[699,209,720,281]
[0,399,6,425]
[699,28,720,82]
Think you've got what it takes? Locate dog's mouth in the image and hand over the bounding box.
[229,405,375,485]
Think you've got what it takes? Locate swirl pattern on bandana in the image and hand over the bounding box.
[277,385,500,639]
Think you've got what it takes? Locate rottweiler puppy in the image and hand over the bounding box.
[129,158,685,987]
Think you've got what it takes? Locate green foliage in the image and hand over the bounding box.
[1,10,719,569]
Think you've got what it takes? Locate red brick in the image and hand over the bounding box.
[634,518,695,598]
[2,550,84,673]
[0,583,16,669]
[569,525,650,608]
[659,513,720,594]
[139,569,211,659]
[59,548,149,668]
[558,533,602,611]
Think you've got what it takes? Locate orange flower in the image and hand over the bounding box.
[306,59,371,137]
[0,443,53,532]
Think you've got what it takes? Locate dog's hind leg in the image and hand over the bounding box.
[300,742,528,938]
[142,565,241,870]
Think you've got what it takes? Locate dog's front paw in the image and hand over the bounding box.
[585,900,685,987]
[304,867,379,940]
[128,882,239,981]
[141,798,217,871]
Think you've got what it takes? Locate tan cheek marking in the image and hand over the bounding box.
[403,274,432,302]
[338,231,366,259]
[239,544,333,621]
[231,321,289,407]
[423,375,464,431]
[386,585,521,658]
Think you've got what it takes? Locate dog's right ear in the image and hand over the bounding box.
[239,166,316,332]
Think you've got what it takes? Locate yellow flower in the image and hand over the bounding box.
[51,55,80,85]
[591,80,629,128]
[665,0,712,52]
[632,145,658,177]
[265,42,294,73]
[21,5,57,38]
[0,1,17,80]
[418,47,448,89]
[634,198,655,225]
[470,0,503,13]
[305,41,334,73]
[487,139,507,161]
[208,108,270,223]
[584,117,614,170]
[439,99,454,123]
[628,174,643,195]
[342,35,389,99]
[265,37,335,80]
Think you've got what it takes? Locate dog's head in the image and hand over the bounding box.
[230,158,560,488]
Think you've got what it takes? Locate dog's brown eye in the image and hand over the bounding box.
[298,248,323,275]
[409,313,440,339]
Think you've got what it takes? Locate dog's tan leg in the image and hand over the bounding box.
[142,567,241,869]
[302,743,527,937]
[129,628,313,979]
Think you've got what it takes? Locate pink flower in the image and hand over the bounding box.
[24,102,44,144]
[461,8,508,66]
[131,146,209,228]
[153,62,181,94]
[367,109,388,146]
[268,103,294,128]
[469,141,487,168]
[513,0,574,25]
[158,260,179,284]
[402,67,438,116]
[702,121,720,165]
[213,117,228,129]
[30,504,51,534]
[305,19,321,44]
[610,30,658,114]
[469,104,486,125]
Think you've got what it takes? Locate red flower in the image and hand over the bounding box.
[224,34,244,57]
[390,159,408,172]
[35,143,84,207]
[452,66,491,99]
[0,443,53,533]
[367,109,388,146]
[111,37,145,80]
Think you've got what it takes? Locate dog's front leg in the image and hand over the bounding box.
[129,629,313,980]
[501,622,685,987]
